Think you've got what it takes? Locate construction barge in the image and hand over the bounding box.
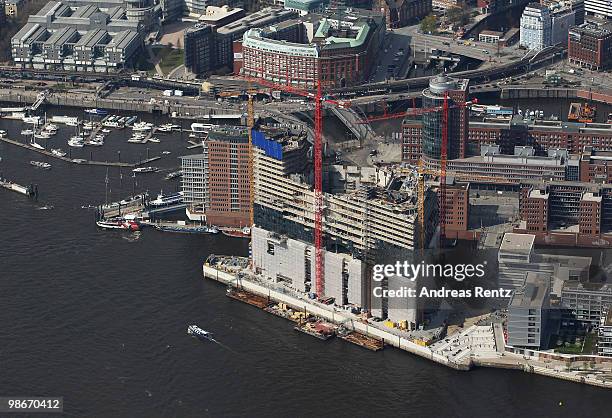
[226,288,270,309]
[338,330,385,351]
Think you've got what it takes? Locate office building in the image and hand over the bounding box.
[284,0,328,15]
[520,3,552,50]
[445,146,569,184]
[10,1,153,72]
[240,9,385,88]
[180,126,251,228]
[561,282,612,326]
[184,24,216,75]
[215,7,298,71]
[197,5,245,26]
[374,0,431,29]
[569,22,612,71]
[497,232,591,290]
[517,180,612,244]
[443,178,470,238]
[507,271,551,349]
[598,310,612,356]
[585,0,612,18]
[402,114,612,166]
[420,75,470,163]
[579,147,612,183]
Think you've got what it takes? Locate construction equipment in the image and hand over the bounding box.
[247,89,256,229]
[242,75,350,299]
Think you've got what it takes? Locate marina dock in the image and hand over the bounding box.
[0,136,161,167]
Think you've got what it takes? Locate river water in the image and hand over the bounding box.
[1,110,612,417]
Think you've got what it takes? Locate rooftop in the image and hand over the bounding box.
[499,233,535,255]
[510,272,550,308]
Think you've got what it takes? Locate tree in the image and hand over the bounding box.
[420,14,438,35]
[447,7,471,27]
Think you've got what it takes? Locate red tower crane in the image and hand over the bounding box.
[242,75,350,298]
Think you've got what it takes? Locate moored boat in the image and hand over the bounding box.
[96,218,140,231]
[132,166,158,173]
[30,161,51,169]
[221,226,251,238]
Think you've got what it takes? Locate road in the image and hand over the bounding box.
[395,24,526,66]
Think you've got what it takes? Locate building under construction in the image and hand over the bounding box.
[249,123,437,325]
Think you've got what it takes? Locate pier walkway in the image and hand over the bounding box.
[0,136,160,168]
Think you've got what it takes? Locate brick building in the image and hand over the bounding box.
[240,9,385,88]
[579,147,612,183]
[443,178,470,238]
[180,126,251,228]
[518,180,612,238]
[375,0,431,29]
[568,22,612,71]
[402,115,612,164]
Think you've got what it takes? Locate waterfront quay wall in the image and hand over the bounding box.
[204,265,612,388]
[203,265,470,371]
[0,90,243,120]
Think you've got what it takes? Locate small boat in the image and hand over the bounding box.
[132,122,153,131]
[187,325,214,341]
[154,224,218,234]
[85,108,108,116]
[96,219,140,231]
[68,137,84,148]
[51,148,66,157]
[0,130,6,138]
[132,166,158,173]
[34,132,52,140]
[119,194,144,206]
[164,170,182,180]
[149,191,184,207]
[21,129,34,136]
[147,137,160,143]
[162,150,172,155]
[221,227,251,238]
[23,116,41,124]
[101,129,111,133]
[156,124,173,132]
[30,161,51,169]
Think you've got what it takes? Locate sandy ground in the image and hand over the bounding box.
[159,22,192,48]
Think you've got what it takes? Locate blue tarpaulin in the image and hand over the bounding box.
[252,129,283,161]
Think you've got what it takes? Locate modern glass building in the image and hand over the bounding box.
[421,75,469,161]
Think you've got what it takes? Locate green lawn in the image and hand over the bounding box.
[153,47,184,75]
[554,333,598,355]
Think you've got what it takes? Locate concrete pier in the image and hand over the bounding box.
[203,261,612,388]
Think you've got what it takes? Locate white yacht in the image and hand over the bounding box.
[51,148,66,157]
[132,122,153,131]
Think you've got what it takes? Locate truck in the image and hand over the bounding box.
[163,90,173,97]
[174,90,183,96]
